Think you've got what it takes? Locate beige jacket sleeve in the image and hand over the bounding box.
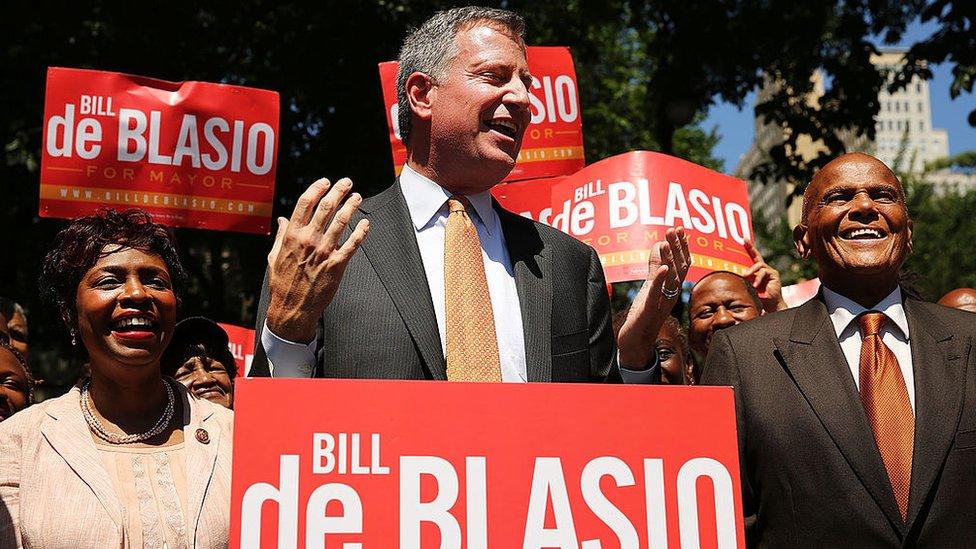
[0,412,24,549]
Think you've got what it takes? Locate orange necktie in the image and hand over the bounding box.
[858,311,914,521]
[444,196,502,382]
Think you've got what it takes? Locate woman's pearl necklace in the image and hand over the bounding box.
[81,378,175,444]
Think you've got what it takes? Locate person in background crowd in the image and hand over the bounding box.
[0,209,232,548]
[687,242,787,365]
[702,152,976,546]
[250,6,690,383]
[0,299,28,357]
[161,317,236,409]
[687,271,763,363]
[0,311,8,345]
[612,311,692,384]
[655,316,694,385]
[742,240,789,314]
[0,341,32,423]
[937,287,976,313]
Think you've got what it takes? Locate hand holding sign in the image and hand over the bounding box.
[266,178,369,343]
[617,227,691,369]
[742,240,788,314]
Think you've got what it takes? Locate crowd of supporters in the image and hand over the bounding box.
[3,5,976,548]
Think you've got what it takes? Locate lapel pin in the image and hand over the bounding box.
[195,428,210,444]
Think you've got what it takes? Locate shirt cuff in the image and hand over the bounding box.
[618,349,659,384]
[261,320,317,377]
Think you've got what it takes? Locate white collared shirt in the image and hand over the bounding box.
[399,164,528,381]
[822,286,916,412]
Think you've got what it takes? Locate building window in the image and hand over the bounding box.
[895,102,900,112]
[887,120,893,131]
[918,101,923,112]
[919,120,924,131]
[905,101,910,111]
[916,82,922,93]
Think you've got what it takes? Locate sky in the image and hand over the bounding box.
[702,19,976,175]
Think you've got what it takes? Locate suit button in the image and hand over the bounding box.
[195,428,210,444]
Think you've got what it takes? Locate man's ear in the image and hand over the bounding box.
[793,223,811,260]
[406,72,436,121]
[907,218,914,254]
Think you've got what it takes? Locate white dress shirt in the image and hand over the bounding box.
[823,286,916,412]
[262,164,652,382]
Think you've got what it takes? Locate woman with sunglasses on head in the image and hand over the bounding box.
[0,209,232,549]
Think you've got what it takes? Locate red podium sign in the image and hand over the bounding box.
[230,379,745,548]
[40,67,280,234]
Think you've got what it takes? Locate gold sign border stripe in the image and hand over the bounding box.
[394,145,584,175]
[40,184,273,217]
[516,146,585,164]
[598,250,751,275]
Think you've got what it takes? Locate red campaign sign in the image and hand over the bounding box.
[490,176,564,222]
[230,379,745,548]
[217,322,256,377]
[544,151,754,284]
[40,67,280,234]
[378,46,585,183]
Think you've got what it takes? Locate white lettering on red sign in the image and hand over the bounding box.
[237,432,738,547]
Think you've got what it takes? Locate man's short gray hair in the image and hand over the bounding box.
[395,6,525,145]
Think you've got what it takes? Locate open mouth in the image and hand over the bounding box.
[484,118,519,140]
[840,227,886,240]
[111,315,157,339]
[194,387,227,400]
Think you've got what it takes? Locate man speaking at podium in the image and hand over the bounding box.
[703,153,976,547]
[249,6,688,382]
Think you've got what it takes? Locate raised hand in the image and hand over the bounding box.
[617,227,691,369]
[742,240,788,313]
[266,178,370,343]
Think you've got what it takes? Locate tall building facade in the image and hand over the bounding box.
[735,72,862,229]
[737,48,955,231]
[873,48,949,174]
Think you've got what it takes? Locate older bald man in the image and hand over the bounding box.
[938,288,976,313]
[703,152,976,547]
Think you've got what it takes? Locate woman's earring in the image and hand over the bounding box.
[69,329,77,347]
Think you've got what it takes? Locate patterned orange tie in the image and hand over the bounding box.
[444,196,502,382]
[858,312,914,521]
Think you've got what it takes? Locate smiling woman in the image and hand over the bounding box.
[0,209,233,548]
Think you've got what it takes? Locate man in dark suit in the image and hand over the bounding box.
[702,152,976,547]
[249,6,689,381]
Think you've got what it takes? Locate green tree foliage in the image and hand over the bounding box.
[0,1,723,391]
[752,212,819,286]
[901,174,976,300]
[925,150,976,172]
[2,2,971,392]
[895,1,976,126]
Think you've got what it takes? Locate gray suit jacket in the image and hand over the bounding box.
[250,181,621,383]
[702,292,976,548]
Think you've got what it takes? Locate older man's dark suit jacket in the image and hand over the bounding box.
[702,291,976,548]
[249,181,621,382]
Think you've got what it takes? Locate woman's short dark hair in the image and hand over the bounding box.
[39,208,187,337]
[161,341,238,380]
[161,317,238,379]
